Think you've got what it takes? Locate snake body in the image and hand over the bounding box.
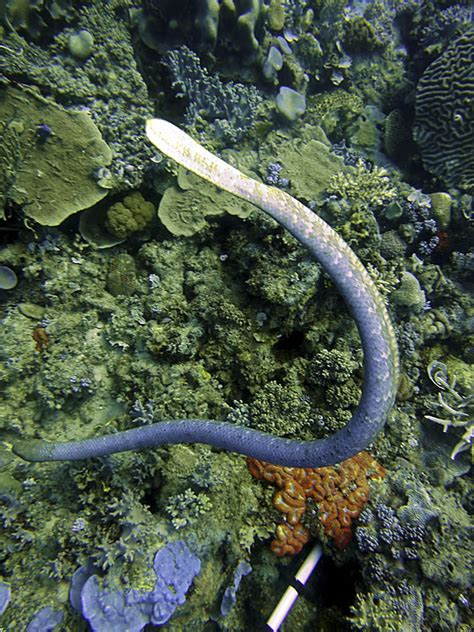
[12,120,399,467]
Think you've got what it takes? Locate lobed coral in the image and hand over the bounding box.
[247,451,385,555]
[106,192,154,240]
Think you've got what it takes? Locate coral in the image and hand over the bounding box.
[343,16,383,53]
[26,606,63,631]
[428,192,452,230]
[247,451,385,555]
[271,522,310,557]
[350,581,424,632]
[166,489,212,530]
[1,0,74,40]
[106,253,139,297]
[383,108,413,162]
[220,560,252,617]
[0,2,155,191]
[307,90,363,138]
[398,188,440,259]
[0,265,17,289]
[390,271,426,314]
[138,0,266,54]
[106,193,154,240]
[327,161,397,211]
[164,46,263,144]
[380,230,407,260]
[424,360,474,459]
[247,380,316,437]
[68,29,94,60]
[0,86,112,226]
[306,348,358,386]
[414,30,474,193]
[80,541,201,630]
[157,176,253,237]
[270,129,346,202]
[275,86,306,121]
[0,581,10,615]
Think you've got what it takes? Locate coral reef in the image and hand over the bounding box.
[0,1,473,629]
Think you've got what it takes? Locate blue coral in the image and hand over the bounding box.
[79,541,200,631]
[164,46,262,144]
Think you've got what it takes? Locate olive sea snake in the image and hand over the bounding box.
[12,120,399,467]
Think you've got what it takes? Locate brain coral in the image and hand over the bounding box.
[248,452,385,554]
[414,31,474,193]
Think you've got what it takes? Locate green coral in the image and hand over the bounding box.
[269,128,346,202]
[0,86,112,225]
[157,177,253,237]
[0,0,74,40]
[0,2,154,191]
[328,161,397,210]
[307,90,364,138]
[105,192,154,239]
[248,379,315,437]
[343,16,383,53]
[428,192,452,230]
[105,253,139,297]
[390,271,426,313]
[306,348,358,386]
[166,489,212,529]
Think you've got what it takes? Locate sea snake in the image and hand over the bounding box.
[11,119,399,467]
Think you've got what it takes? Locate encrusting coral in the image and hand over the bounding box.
[247,451,386,555]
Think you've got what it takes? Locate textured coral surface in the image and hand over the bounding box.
[247,451,386,554]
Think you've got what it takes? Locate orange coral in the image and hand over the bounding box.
[247,451,385,555]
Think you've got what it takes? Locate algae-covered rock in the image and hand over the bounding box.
[0,86,112,225]
[158,178,254,237]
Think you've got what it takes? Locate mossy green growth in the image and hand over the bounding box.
[157,177,254,237]
[0,86,112,225]
[248,379,316,437]
[106,192,154,239]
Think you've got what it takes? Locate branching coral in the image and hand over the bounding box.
[247,451,385,555]
[327,160,397,210]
